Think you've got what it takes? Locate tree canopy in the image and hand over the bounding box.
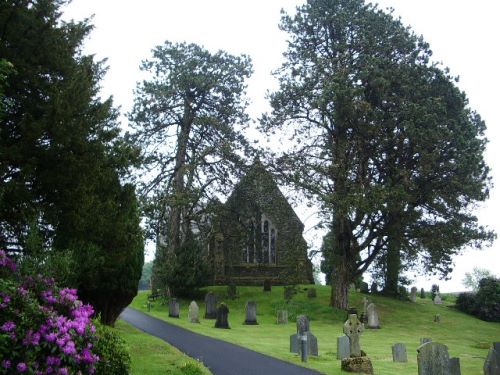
[0,0,143,324]
[129,41,252,295]
[262,0,492,308]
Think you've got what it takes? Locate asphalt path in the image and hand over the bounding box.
[120,307,323,375]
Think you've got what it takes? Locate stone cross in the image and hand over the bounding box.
[410,287,418,302]
[168,298,179,318]
[188,301,199,323]
[244,300,258,325]
[417,342,450,375]
[204,292,217,319]
[343,314,364,357]
[214,303,230,329]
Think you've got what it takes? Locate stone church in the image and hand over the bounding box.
[207,160,314,285]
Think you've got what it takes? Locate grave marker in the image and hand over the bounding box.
[417,342,450,375]
[188,301,199,323]
[366,303,380,329]
[337,335,350,360]
[392,343,408,362]
[204,292,217,319]
[410,287,418,302]
[244,300,258,325]
[214,303,230,329]
[168,298,179,318]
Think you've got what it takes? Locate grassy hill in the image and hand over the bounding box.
[129,285,499,375]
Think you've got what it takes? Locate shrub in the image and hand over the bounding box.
[0,250,99,374]
[307,287,317,298]
[456,292,477,315]
[455,278,500,322]
[226,282,239,300]
[284,285,298,302]
[93,321,131,375]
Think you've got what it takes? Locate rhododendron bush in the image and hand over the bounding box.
[0,250,99,374]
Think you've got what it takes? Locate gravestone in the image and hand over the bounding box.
[263,279,271,292]
[204,292,217,319]
[420,288,425,299]
[343,314,364,357]
[484,343,500,375]
[307,287,317,298]
[449,357,461,375]
[188,301,200,323]
[214,303,230,329]
[337,335,350,360]
[370,282,378,294]
[276,309,288,324]
[420,338,432,345]
[244,301,258,325]
[168,298,179,318]
[392,343,408,362]
[360,282,369,294]
[433,294,443,305]
[410,287,418,302]
[434,314,441,323]
[417,342,450,375]
[366,303,380,329]
[289,315,318,356]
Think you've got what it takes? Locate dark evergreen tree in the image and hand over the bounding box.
[0,0,143,325]
[262,0,492,308]
[129,41,252,295]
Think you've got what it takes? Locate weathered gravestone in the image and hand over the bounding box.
[188,301,199,323]
[360,282,369,294]
[417,342,450,375]
[168,298,179,318]
[343,314,364,357]
[289,315,318,356]
[204,292,217,319]
[276,309,288,324]
[410,287,418,302]
[420,288,425,299]
[366,303,380,329]
[449,357,461,375]
[263,279,271,292]
[483,342,500,375]
[434,294,443,305]
[434,314,441,323]
[392,343,408,362]
[420,338,432,345]
[244,300,258,325]
[214,303,230,329]
[337,335,350,360]
[370,282,378,294]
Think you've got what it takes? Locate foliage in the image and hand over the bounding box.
[462,267,495,292]
[138,261,153,290]
[129,41,253,295]
[456,278,500,322]
[93,320,131,375]
[226,282,239,300]
[262,0,492,308]
[0,0,144,325]
[0,250,98,374]
[455,292,477,315]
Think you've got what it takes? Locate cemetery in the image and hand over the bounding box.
[130,285,500,375]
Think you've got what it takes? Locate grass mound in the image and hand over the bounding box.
[130,285,499,375]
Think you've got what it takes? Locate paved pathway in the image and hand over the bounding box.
[120,308,323,375]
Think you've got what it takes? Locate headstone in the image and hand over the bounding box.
[420,338,432,345]
[343,314,364,357]
[484,344,500,375]
[449,357,461,375]
[370,282,378,293]
[410,287,418,302]
[417,342,450,375]
[289,315,318,356]
[392,343,408,362]
[214,303,230,329]
[434,314,440,323]
[433,294,443,305]
[276,309,288,324]
[204,292,217,319]
[188,301,199,323]
[366,303,380,329]
[244,300,258,325]
[337,335,350,360]
[263,279,271,292]
[168,298,179,318]
[360,282,369,293]
[307,287,317,298]
[420,288,425,299]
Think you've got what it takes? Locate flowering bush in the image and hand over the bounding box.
[0,250,99,374]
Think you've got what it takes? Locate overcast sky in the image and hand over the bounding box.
[62,0,499,292]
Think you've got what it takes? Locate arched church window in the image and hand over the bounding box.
[262,220,269,264]
[270,228,276,264]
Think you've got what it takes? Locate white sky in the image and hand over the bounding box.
[62,0,500,292]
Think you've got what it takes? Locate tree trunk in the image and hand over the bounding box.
[384,208,403,295]
[330,258,349,309]
[329,213,351,309]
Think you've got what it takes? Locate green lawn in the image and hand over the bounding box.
[129,286,499,375]
[114,320,213,375]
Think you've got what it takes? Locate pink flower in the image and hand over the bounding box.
[16,362,27,372]
[1,320,16,332]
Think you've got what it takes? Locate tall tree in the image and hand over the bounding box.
[129,41,252,295]
[262,0,492,308]
[0,0,143,324]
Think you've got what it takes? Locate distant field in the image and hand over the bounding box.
[130,285,499,375]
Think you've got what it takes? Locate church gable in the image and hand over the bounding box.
[209,161,313,285]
